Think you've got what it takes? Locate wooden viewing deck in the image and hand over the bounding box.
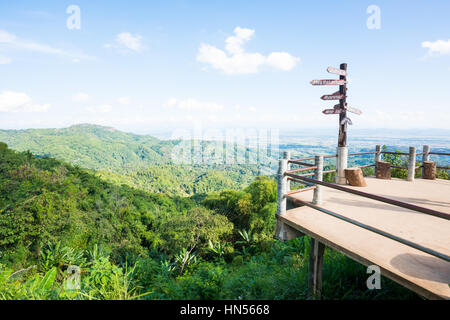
[278,177,450,299]
[275,145,450,300]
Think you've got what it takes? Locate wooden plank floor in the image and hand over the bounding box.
[279,177,450,299]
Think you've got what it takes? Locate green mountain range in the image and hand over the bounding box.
[0,124,275,195]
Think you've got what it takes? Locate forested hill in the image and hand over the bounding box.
[0,124,171,170]
[0,142,415,300]
[0,142,197,266]
[0,124,274,195]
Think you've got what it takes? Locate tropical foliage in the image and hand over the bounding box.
[0,142,431,300]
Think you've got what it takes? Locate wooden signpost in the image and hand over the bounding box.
[321,91,345,100]
[311,79,346,86]
[311,63,362,148]
[327,66,347,76]
[322,108,343,115]
[343,104,362,115]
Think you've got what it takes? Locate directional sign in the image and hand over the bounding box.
[345,106,362,115]
[333,104,362,115]
[322,108,344,115]
[327,66,347,76]
[321,91,345,100]
[340,117,353,126]
[310,79,346,86]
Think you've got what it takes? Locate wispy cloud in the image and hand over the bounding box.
[166,98,224,112]
[0,90,50,113]
[85,104,112,113]
[197,27,300,75]
[421,39,450,56]
[0,29,94,62]
[105,32,143,53]
[0,55,12,64]
[72,92,90,102]
[117,96,131,105]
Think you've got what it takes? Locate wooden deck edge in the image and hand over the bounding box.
[276,214,447,300]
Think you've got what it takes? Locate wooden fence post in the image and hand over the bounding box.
[407,146,416,182]
[276,158,288,215]
[375,145,382,163]
[312,156,323,205]
[284,151,291,192]
[308,238,325,300]
[422,145,430,178]
[336,147,348,184]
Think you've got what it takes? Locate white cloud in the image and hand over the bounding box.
[117,96,131,105]
[85,104,112,113]
[0,29,93,61]
[0,90,50,112]
[197,27,300,75]
[166,98,224,112]
[0,55,11,64]
[421,39,450,56]
[72,92,90,102]
[266,52,299,71]
[106,32,143,52]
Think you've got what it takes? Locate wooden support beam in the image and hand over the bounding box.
[308,238,325,300]
[276,219,304,241]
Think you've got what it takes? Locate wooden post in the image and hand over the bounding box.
[375,145,382,163]
[336,146,348,184]
[345,168,367,186]
[376,161,391,179]
[275,153,304,241]
[275,157,288,240]
[423,161,436,180]
[284,151,291,192]
[312,156,323,205]
[337,63,347,148]
[422,145,430,178]
[407,146,416,182]
[308,238,325,300]
[276,158,288,215]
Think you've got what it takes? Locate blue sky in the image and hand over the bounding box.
[0,0,449,134]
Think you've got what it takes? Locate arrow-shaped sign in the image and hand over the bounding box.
[334,104,362,115]
[340,117,353,126]
[310,79,346,86]
[345,106,362,115]
[322,108,344,115]
[327,66,347,76]
[321,91,345,100]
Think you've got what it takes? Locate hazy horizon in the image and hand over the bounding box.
[1,1,450,133]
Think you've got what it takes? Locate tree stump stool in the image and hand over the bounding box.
[376,161,391,179]
[344,167,367,187]
[423,161,436,180]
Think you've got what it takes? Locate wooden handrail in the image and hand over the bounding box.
[286,166,317,174]
[284,172,450,221]
[430,152,450,156]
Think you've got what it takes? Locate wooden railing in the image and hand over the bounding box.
[288,145,450,182]
[276,145,450,262]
